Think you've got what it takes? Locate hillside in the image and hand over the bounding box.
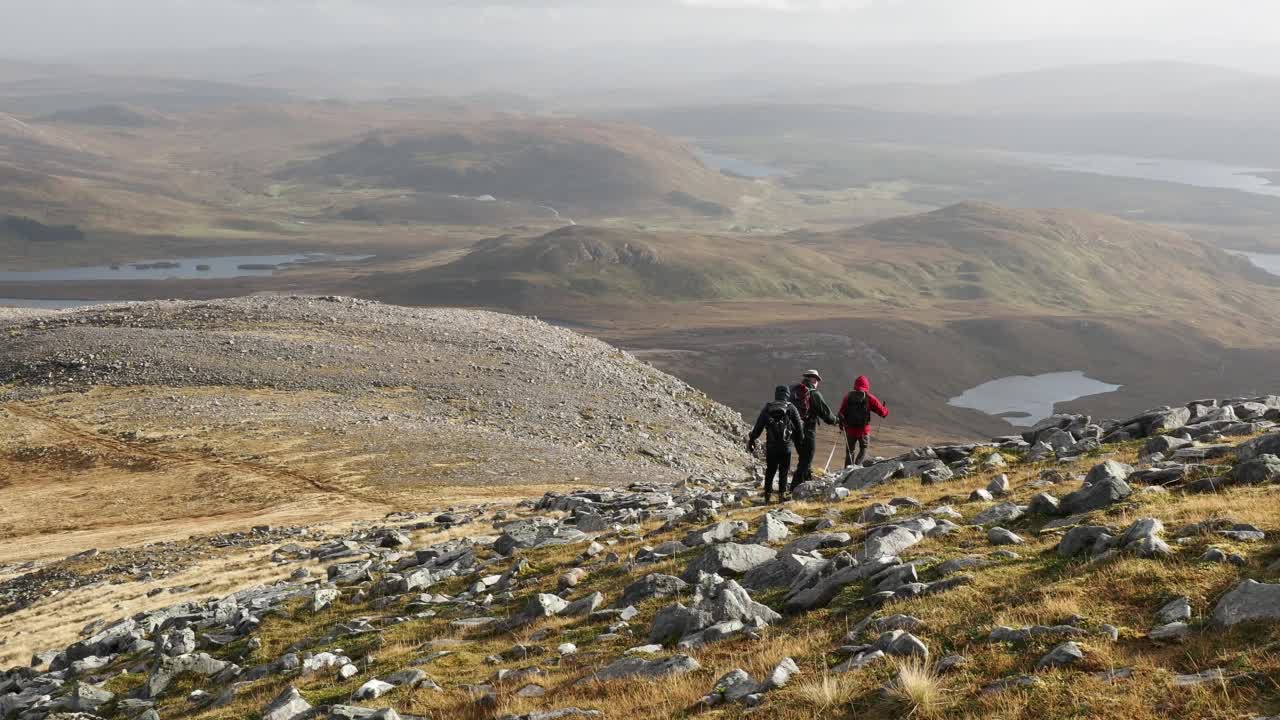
[380,225,855,307]
[810,202,1270,312]
[3,332,1280,719]
[383,203,1272,317]
[277,118,744,215]
[0,297,746,552]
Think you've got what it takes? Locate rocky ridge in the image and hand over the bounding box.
[6,393,1280,719]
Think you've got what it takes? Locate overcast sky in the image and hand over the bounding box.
[4,0,1279,77]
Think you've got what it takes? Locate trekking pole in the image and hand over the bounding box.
[822,430,838,474]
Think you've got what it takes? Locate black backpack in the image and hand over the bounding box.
[764,401,794,447]
[844,391,871,426]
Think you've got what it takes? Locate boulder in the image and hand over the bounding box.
[1235,433,1280,462]
[1036,642,1084,669]
[858,527,922,561]
[684,521,748,547]
[1057,526,1114,558]
[752,515,790,544]
[1157,597,1192,624]
[987,528,1024,546]
[262,687,312,720]
[1060,474,1132,515]
[840,462,904,490]
[1213,579,1280,626]
[1028,493,1060,515]
[615,574,688,607]
[987,474,1011,497]
[682,543,777,582]
[1234,455,1280,485]
[973,502,1025,526]
[582,655,701,684]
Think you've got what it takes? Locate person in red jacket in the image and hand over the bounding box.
[838,375,889,467]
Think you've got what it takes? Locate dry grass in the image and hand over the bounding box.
[6,423,1280,720]
[890,658,947,717]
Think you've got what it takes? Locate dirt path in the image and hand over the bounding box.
[5,403,386,506]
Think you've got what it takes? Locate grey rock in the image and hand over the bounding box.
[752,514,790,544]
[1235,433,1280,462]
[987,527,1024,546]
[969,488,994,502]
[1149,622,1190,642]
[1061,472,1132,515]
[582,654,701,684]
[352,679,395,701]
[1028,492,1060,515]
[1157,597,1192,624]
[682,543,777,582]
[684,521,748,547]
[858,527,922,561]
[860,503,897,524]
[1036,642,1084,669]
[262,686,312,720]
[973,502,1025,526]
[987,474,1011,496]
[1235,455,1280,485]
[616,574,688,607]
[1213,579,1280,626]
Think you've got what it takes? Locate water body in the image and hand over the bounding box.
[696,150,783,179]
[1006,151,1280,198]
[0,254,370,282]
[1237,251,1280,277]
[949,371,1123,427]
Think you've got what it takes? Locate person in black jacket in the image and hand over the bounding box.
[790,369,838,486]
[748,385,805,503]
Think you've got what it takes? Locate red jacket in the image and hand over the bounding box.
[839,375,888,439]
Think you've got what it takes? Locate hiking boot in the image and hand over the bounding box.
[762,493,772,505]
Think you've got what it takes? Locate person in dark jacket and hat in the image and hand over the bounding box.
[838,375,890,467]
[748,385,805,503]
[790,369,838,486]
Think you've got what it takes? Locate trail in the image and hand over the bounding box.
[3,404,387,507]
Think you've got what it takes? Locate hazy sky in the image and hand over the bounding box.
[3,0,1277,52]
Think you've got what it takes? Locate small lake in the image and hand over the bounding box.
[696,150,783,179]
[1237,251,1280,277]
[949,371,1122,427]
[0,253,370,282]
[1006,151,1280,198]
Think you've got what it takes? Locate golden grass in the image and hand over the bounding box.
[890,658,947,717]
[7,425,1280,720]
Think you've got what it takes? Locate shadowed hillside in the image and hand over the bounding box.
[277,118,744,215]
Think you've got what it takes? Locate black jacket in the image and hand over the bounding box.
[749,387,805,451]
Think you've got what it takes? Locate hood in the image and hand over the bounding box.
[854,375,870,392]
[774,385,790,401]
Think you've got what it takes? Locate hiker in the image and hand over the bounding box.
[838,374,890,467]
[748,385,805,503]
[790,369,838,486]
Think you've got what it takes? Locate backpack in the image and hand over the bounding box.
[764,401,794,447]
[789,383,812,420]
[844,390,871,427]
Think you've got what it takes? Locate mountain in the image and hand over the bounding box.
[40,103,174,128]
[277,117,744,215]
[381,224,854,308]
[387,203,1272,317]
[2,299,1279,720]
[805,202,1271,313]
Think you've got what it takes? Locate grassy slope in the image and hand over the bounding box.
[102,430,1280,720]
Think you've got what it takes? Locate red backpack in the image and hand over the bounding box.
[789,383,812,421]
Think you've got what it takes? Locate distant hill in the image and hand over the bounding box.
[378,224,857,308]
[380,203,1273,319]
[807,202,1269,312]
[277,118,744,215]
[41,104,173,128]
